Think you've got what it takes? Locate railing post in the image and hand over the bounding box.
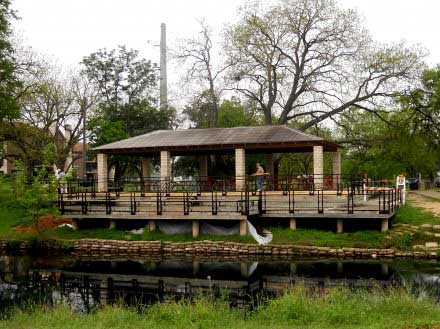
[184,192,190,215]
[81,192,88,215]
[211,189,218,215]
[347,187,354,214]
[289,190,295,213]
[156,192,162,215]
[130,192,136,215]
[318,190,324,214]
[106,191,111,215]
[58,190,65,215]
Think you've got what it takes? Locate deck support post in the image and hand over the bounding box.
[235,148,246,191]
[313,146,324,190]
[332,151,341,190]
[381,218,389,232]
[336,219,343,233]
[240,220,248,236]
[290,218,297,230]
[109,219,116,230]
[192,220,199,238]
[72,218,79,230]
[148,220,156,232]
[97,153,108,192]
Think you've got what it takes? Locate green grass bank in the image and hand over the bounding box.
[1,286,440,329]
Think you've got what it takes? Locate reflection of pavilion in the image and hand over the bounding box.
[0,255,400,311]
[59,126,402,235]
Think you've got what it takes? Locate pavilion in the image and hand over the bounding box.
[93,125,342,192]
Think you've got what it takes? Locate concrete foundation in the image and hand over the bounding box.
[192,220,200,238]
[337,219,343,233]
[290,218,297,230]
[240,220,248,236]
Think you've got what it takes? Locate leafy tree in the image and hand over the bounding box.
[338,106,438,179]
[0,0,20,121]
[82,46,175,180]
[14,143,59,227]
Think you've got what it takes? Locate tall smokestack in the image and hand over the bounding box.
[160,23,168,110]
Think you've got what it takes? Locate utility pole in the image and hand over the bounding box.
[160,23,168,110]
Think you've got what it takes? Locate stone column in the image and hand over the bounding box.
[160,151,171,180]
[235,148,246,191]
[313,145,324,190]
[332,151,341,190]
[199,156,208,178]
[97,153,108,192]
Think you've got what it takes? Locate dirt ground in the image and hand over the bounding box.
[14,215,72,233]
[408,190,440,217]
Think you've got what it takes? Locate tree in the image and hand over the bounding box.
[400,67,440,147]
[17,55,98,172]
[0,0,20,121]
[82,46,175,180]
[337,106,439,179]
[0,49,99,175]
[225,0,424,128]
[177,20,230,128]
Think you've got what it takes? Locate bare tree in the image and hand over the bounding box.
[225,0,425,128]
[176,20,231,128]
[17,54,98,171]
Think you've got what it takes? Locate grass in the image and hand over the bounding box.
[270,227,387,248]
[1,286,440,329]
[394,203,440,225]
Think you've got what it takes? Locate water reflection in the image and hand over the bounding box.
[0,254,439,313]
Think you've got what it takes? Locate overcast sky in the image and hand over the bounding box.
[12,0,440,79]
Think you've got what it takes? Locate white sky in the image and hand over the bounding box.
[11,0,440,84]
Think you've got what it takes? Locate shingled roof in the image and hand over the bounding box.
[94,125,339,155]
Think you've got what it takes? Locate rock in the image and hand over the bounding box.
[433,225,440,231]
[413,245,425,249]
[421,224,433,230]
[425,242,438,248]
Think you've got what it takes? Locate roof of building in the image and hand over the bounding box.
[94,125,339,155]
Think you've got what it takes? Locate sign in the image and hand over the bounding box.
[396,175,406,205]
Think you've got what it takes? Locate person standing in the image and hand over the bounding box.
[253,163,265,191]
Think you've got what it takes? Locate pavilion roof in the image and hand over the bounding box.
[94,125,339,155]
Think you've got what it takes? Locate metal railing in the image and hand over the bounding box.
[57,176,402,217]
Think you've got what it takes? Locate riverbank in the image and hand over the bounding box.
[1,237,439,260]
[1,286,440,329]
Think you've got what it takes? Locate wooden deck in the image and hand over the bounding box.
[59,189,400,235]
